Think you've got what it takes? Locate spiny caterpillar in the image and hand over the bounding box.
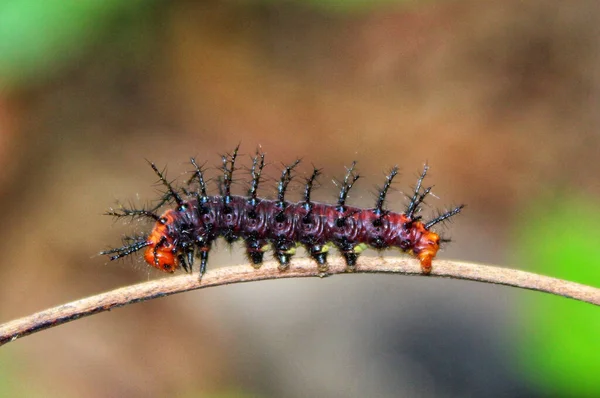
[101,146,464,277]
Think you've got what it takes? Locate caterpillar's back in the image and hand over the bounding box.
[101,146,464,277]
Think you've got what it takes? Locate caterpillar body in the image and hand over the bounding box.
[101,146,464,277]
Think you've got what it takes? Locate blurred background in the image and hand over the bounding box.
[1,0,599,396]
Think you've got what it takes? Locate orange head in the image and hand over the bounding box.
[143,212,179,273]
[144,242,178,273]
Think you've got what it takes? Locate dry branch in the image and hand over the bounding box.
[1,257,598,346]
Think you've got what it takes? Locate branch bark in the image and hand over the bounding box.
[1,257,598,346]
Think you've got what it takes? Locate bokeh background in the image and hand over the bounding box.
[1,0,599,397]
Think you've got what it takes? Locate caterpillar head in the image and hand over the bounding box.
[144,214,179,273]
[144,241,178,273]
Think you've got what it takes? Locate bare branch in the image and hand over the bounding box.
[1,257,598,346]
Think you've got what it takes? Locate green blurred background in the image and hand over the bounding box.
[0,0,599,396]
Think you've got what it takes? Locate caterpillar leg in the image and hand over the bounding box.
[275,251,293,271]
[417,252,433,275]
[307,244,329,272]
[245,239,268,269]
[198,247,210,278]
[342,252,359,271]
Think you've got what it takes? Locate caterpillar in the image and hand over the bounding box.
[101,146,464,277]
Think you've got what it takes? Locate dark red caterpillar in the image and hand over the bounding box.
[101,146,464,276]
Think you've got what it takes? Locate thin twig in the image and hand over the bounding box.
[1,257,598,346]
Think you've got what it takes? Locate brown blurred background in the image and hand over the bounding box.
[1,0,599,396]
